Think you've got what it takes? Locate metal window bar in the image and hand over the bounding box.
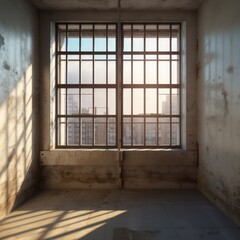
[122,23,181,148]
[56,23,117,148]
[55,22,181,148]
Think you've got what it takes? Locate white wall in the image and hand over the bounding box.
[198,0,240,225]
[0,0,39,219]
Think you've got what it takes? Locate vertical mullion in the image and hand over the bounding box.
[170,24,172,147]
[92,25,95,146]
[65,24,68,146]
[106,24,108,146]
[179,23,182,147]
[131,24,133,146]
[156,24,159,146]
[143,24,146,147]
[55,23,59,147]
[79,24,81,146]
[118,23,121,148]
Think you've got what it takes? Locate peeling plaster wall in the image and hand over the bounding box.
[40,10,198,189]
[198,0,240,226]
[0,0,39,219]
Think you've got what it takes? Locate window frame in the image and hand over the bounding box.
[121,23,182,148]
[55,23,118,148]
[55,22,182,149]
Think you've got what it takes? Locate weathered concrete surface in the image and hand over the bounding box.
[40,151,121,189]
[39,10,198,189]
[0,0,39,220]
[1,189,239,240]
[198,0,240,226]
[40,150,197,189]
[123,151,197,188]
[30,0,204,11]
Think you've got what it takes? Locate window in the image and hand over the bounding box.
[55,23,181,148]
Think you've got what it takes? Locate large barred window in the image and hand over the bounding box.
[55,23,181,148]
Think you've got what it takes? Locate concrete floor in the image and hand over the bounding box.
[0,190,239,240]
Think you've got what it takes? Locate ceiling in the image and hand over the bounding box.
[30,0,205,11]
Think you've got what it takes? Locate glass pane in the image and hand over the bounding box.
[108,38,116,51]
[81,58,93,84]
[133,117,144,145]
[81,25,93,52]
[123,60,131,84]
[81,118,93,145]
[94,118,106,145]
[172,25,180,51]
[108,60,116,84]
[158,118,170,145]
[146,25,157,51]
[133,89,144,115]
[172,88,180,115]
[124,38,131,51]
[146,55,157,60]
[146,61,157,84]
[108,118,116,146]
[133,61,144,84]
[68,58,79,84]
[81,89,93,114]
[172,118,180,145]
[67,118,79,145]
[108,25,116,51]
[123,25,131,51]
[95,25,106,52]
[158,25,170,52]
[146,118,157,145]
[67,89,79,115]
[94,57,106,84]
[58,88,66,115]
[158,55,170,60]
[67,31,79,51]
[146,89,157,114]
[108,89,116,115]
[158,89,170,115]
[158,61,170,84]
[124,55,131,60]
[133,25,144,52]
[58,118,66,145]
[172,60,179,84]
[94,89,106,115]
[59,55,66,84]
[123,88,131,115]
[123,118,131,146]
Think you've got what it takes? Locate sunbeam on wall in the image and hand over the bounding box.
[0,0,39,219]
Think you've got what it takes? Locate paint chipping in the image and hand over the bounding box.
[227,66,234,74]
[0,34,4,48]
[3,62,10,71]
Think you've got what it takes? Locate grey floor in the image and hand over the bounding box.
[0,189,240,240]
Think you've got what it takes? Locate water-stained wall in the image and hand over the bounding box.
[198,0,240,226]
[0,0,39,219]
